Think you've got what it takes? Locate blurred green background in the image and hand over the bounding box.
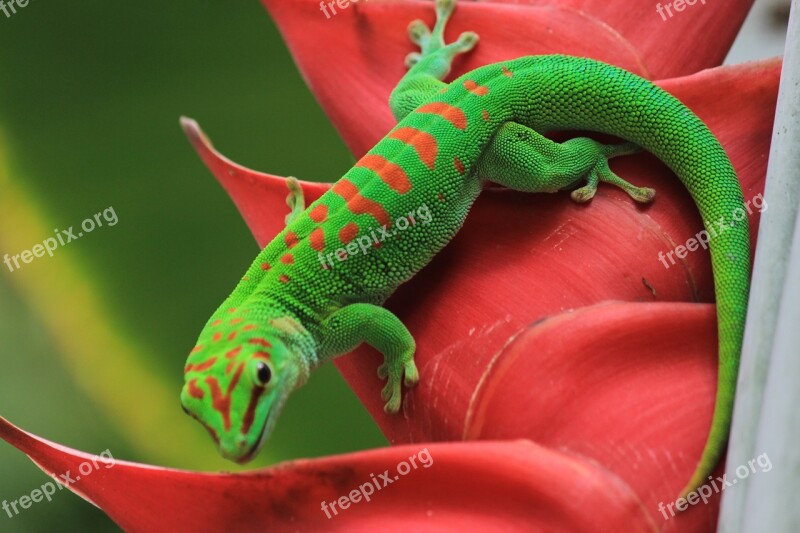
[0,1,385,531]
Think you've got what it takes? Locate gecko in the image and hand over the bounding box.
[180,0,749,498]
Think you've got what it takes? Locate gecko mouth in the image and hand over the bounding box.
[233,385,291,464]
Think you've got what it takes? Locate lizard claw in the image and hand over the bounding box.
[378,357,419,413]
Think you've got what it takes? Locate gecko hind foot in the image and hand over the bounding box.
[571,141,654,204]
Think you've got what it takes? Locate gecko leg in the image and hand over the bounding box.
[284,176,305,225]
[477,122,655,203]
[321,303,418,413]
[390,0,478,121]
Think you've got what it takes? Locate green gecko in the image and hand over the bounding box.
[180,0,749,497]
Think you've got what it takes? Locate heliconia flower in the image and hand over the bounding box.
[0,0,781,530]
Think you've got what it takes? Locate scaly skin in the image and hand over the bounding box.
[181,0,748,498]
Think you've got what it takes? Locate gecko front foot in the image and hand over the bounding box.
[378,353,419,414]
[405,0,478,70]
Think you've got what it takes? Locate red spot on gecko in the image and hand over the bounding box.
[188,379,204,399]
[191,345,203,354]
[185,357,217,374]
[249,338,273,348]
[332,179,391,227]
[226,347,242,359]
[211,320,222,327]
[261,263,271,271]
[388,127,438,171]
[416,102,467,130]
[501,66,513,77]
[309,204,329,223]
[205,363,243,431]
[279,274,290,284]
[231,318,243,325]
[280,253,294,265]
[285,231,299,249]
[339,222,359,244]
[454,157,465,175]
[438,193,446,202]
[212,332,223,342]
[228,308,237,313]
[310,227,325,252]
[482,110,490,122]
[241,385,265,435]
[228,331,238,341]
[225,361,236,374]
[242,325,256,332]
[463,80,489,96]
[356,154,412,193]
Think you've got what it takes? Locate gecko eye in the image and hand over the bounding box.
[255,361,272,386]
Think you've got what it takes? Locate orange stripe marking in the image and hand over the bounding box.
[226,347,242,359]
[454,157,465,175]
[356,154,412,193]
[309,204,328,223]
[332,179,391,227]
[249,338,273,348]
[388,127,438,170]
[463,80,489,96]
[253,351,271,361]
[285,231,299,249]
[310,227,325,252]
[185,357,217,374]
[501,66,513,78]
[417,102,467,130]
[188,379,205,399]
[339,222,359,244]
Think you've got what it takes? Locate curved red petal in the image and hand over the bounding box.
[181,117,329,247]
[261,0,757,154]
[0,416,658,531]
[262,0,647,155]
[482,0,755,79]
[468,302,722,531]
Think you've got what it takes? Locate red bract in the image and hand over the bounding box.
[0,0,781,531]
[0,416,660,531]
[262,0,756,155]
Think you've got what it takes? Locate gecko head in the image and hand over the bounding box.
[179,307,311,463]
